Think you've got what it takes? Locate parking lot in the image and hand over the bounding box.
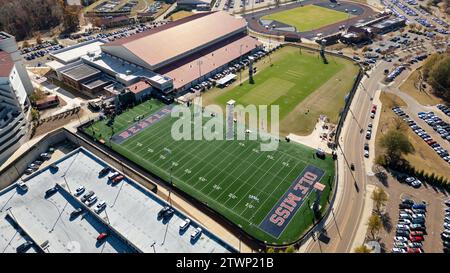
[2,147,235,253]
[392,106,450,165]
[374,172,448,253]
[0,177,133,253]
[188,46,278,93]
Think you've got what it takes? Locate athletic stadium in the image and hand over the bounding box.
[48,11,263,99]
[44,6,361,246]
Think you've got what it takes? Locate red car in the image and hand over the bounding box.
[97,232,109,241]
[407,247,423,253]
[410,231,424,236]
[371,105,377,113]
[427,140,436,145]
[409,235,424,242]
[112,175,124,183]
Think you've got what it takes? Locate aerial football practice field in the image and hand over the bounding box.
[83,99,335,244]
[202,46,359,135]
[262,5,352,32]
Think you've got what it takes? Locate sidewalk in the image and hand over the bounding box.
[349,184,376,252]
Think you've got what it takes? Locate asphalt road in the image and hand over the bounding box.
[304,35,439,252]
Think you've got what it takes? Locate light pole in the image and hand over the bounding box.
[239,44,243,85]
[197,60,203,82]
[163,148,173,206]
[150,241,156,253]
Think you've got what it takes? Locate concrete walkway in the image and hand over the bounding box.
[287,118,335,153]
[349,184,376,252]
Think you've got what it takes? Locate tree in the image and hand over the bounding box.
[30,107,40,121]
[275,0,281,8]
[371,187,388,213]
[379,129,414,165]
[354,244,372,253]
[36,34,43,44]
[427,54,450,100]
[29,88,46,103]
[367,214,382,240]
[266,247,275,253]
[285,245,295,253]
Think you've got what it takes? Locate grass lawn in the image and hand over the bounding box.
[262,5,352,32]
[83,100,335,245]
[399,70,444,106]
[375,92,450,179]
[202,46,359,136]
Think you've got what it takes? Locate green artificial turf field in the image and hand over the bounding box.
[203,46,359,136]
[84,100,335,244]
[262,5,352,32]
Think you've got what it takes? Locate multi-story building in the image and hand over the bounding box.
[0,32,33,165]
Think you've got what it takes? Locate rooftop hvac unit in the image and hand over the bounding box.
[125,70,132,75]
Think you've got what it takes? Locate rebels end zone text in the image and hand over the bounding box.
[258,165,325,238]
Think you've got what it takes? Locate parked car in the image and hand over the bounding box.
[45,186,58,197]
[179,219,191,231]
[97,232,109,241]
[16,241,33,253]
[75,186,85,196]
[85,195,97,206]
[112,175,124,184]
[392,247,407,253]
[409,235,424,242]
[70,208,84,218]
[94,201,106,214]
[80,190,94,202]
[99,167,111,177]
[158,206,170,218]
[17,181,28,192]
[191,227,202,240]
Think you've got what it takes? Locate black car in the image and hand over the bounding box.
[45,186,58,197]
[99,167,111,177]
[409,225,426,231]
[396,231,409,237]
[70,208,84,219]
[49,164,59,172]
[164,208,175,219]
[81,191,94,203]
[16,241,33,253]
[399,203,412,209]
[158,206,170,218]
[401,199,415,205]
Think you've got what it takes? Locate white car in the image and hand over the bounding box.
[393,242,407,248]
[444,223,450,229]
[179,219,191,230]
[94,201,106,214]
[398,219,411,225]
[399,213,412,219]
[364,150,369,158]
[75,186,85,196]
[394,236,408,243]
[411,179,422,188]
[396,224,409,230]
[85,195,97,206]
[108,172,119,180]
[191,227,202,240]
[392,247,406,253]
[405,177,416,184]
[17,181,28,191]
